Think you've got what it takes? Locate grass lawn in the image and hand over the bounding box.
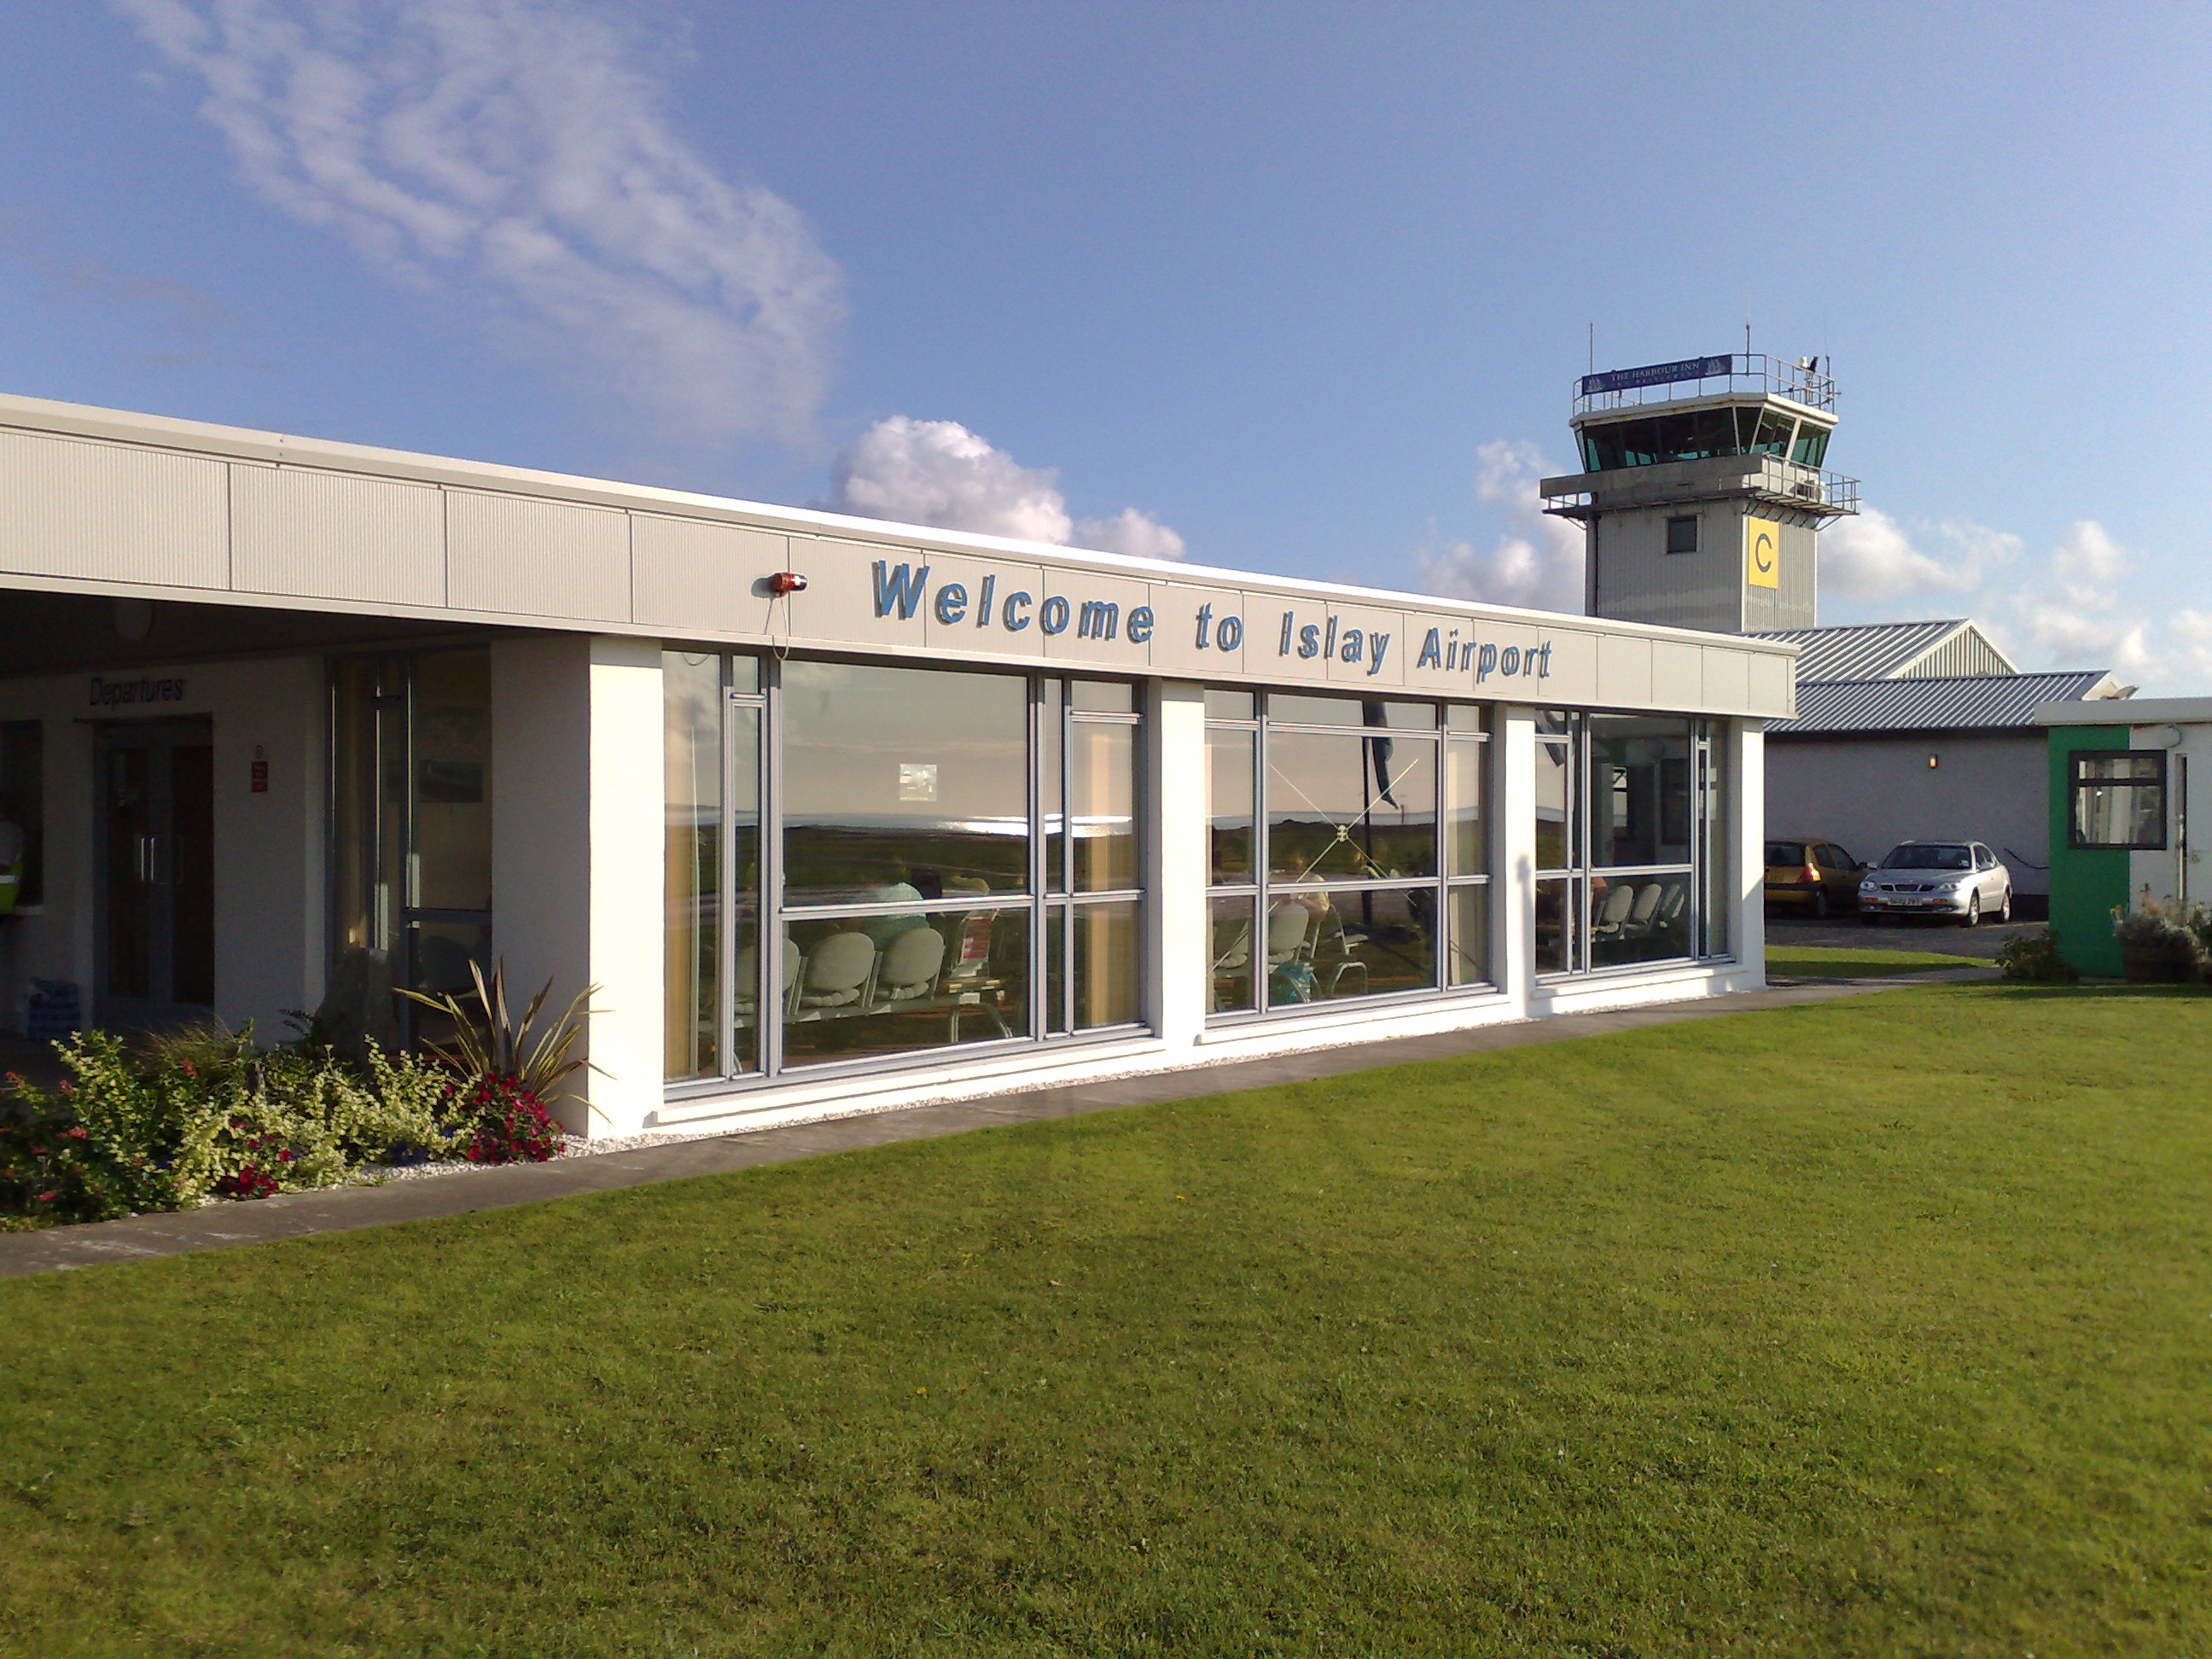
[5,982,2212,1657]
[1766,943,1975,978]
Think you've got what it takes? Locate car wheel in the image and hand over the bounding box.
[1999,888,2012,923]
[1808,888,1829,920]
[1961,893,1981,928]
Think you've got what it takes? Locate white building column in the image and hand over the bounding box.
[491,634,664,1135]
[1149,679,1208,1053]
[1733,721,1767,981]
[1495,707,1535,1010]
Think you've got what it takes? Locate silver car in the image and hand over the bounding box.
[1858,841,2013,927]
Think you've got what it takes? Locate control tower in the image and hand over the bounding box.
[1540,353,1859,634]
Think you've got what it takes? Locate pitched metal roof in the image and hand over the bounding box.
[1748,619,2016,682]
[1774,671,2123,735]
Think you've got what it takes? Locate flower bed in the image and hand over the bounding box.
[2,961,589,1231]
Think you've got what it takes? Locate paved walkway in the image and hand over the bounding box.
[0,969,1991,1278]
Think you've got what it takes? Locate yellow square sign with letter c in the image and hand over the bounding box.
[1744,515,1782,589]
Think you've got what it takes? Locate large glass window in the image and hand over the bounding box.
[1206,691,1489,1016]
[328,649,493,1051]
[667,657,1144,1086]
[2069,751,2166,850]
[1532,712,1726,977]
[0,720,44,909]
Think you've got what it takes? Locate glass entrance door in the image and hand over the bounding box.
[96,717,216,1030]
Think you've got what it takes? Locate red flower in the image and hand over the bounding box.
[34,1190,57,1203]
[61,1127,89,1140]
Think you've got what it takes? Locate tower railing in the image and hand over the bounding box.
[1541,455,1860,518]
[1573,353,1836,416]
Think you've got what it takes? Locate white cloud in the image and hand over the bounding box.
[1073,507,1185,562]
[826,416,1185,559]
[1413,439,1584,613]
[2004,520,2163,683]
[113,0,844,448]
[1818,507,2006,601]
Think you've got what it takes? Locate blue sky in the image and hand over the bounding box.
[3,3,2209,688]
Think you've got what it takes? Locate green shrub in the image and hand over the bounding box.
[1995,928,2080,983]
[0,1026,473,1229]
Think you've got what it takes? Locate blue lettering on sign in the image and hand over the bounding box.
[1216,614,1243,652]
[1003,591,1033,631]
[1039,595,1070,635]
[934,582,969,625]
[871,561,932,620]
[1126,605,1155,644]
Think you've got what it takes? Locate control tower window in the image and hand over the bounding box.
[1790,425,1831,468]
[1665,515,1699,555]
[1749,410,1797,457]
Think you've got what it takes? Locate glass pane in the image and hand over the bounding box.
[1266,729,1435,882]
[1070,722,1137,891]
[2075,754,2161,782]
[411,651,493,911]
[1448,884,1490,987]
[328,659,407,1051]
[1590,873,1691,968]
[1073,900,1141,1027]
[1535,710,1573,736]
[728,655,761,695]
[1046,906,1066,1035]
[1535,876,1576,975]
[663,652,722,1080]
[1534,739,1573,870]
[1700,738,1730,958]
[1447,738,1487,876]
[1269,693,1364,727]
[1070,680,1134,713]
[1205,689,1254,721]
[727,708,763,1074]
[782,661,1030,904]
[407,918,494,1051]
[781,907,1029,1067]
[1588,715,1691,868]
[1042,680,1063,894]
[1207,727,1255,886]
[2075,783,2163,847]
[1208,894,1256,1014]
[1265,885,1436,1005]
[1444,704,1486,734]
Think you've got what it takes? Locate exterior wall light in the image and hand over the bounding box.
[1926,753,1939,769]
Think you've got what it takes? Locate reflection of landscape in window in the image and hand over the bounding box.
[2070,753,2164,849]
[667,655,1144,1082]
[1207,689,1481,1014]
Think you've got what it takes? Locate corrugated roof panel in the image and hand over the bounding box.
[1748,619,2019,682]
[1774,672,2120,734]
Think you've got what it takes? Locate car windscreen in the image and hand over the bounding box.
[1882,844,1970,870]
[1765,841,1805,864]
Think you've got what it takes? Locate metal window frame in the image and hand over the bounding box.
[2066,748,2168,852]
[676,654,1150,1090]
[1203,691,1494,1022]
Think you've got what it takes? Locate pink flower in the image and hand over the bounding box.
[61,1127,88,1140]
[34,1190,57,1203]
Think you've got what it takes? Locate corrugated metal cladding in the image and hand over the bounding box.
[1773,671,2118,734]
[1749,619,2018,682]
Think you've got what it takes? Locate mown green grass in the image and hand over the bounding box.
[5,983,2212,1658]
[1767,943,1974,978]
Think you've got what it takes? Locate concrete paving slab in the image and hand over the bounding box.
[0,973,1990,1278]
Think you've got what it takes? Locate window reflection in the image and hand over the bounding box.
[782,661,1029,904]
[1266,729,1435,882]
[1534,739,1572,870]
[1447,885,1490,987]
[1208,728,1255,884]
[1587,715,1691,868]
[1266,886,1436,1004]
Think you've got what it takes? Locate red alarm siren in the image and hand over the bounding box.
[766,571,808,596]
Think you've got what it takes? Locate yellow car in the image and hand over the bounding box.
[1763,839,1866,920]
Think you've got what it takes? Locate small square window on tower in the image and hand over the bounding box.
[1665,515,1699,555]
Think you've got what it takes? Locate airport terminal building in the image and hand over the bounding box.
[0,391,1792,1136]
